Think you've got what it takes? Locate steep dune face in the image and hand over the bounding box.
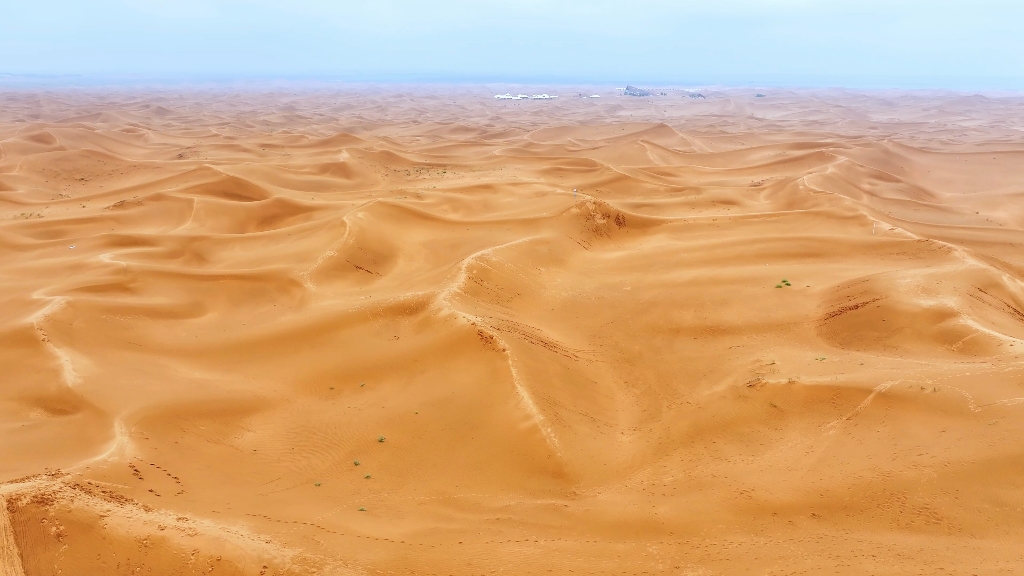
[1,87,1024,575]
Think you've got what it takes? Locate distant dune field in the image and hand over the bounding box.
[2,86,1024,575]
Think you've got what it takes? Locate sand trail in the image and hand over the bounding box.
[1,87,1024,574]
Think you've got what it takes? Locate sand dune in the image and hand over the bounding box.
[2,86,1024,575]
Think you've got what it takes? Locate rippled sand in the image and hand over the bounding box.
[2,86,1024,575]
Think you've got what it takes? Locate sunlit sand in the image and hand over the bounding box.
[2,86,1024,574]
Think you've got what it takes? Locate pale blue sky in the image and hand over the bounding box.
[3,0,1023,88]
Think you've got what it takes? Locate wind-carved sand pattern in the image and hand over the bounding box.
[300,206,363,292]
[822,380,899,435]
[75,418,131,470]
[436,236,563,455]
[28,296,81,389]
[2,88,1024,575]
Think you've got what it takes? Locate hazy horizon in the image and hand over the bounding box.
[4,1,1024,90]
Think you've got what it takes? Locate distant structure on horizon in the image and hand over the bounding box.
[623,85,652,97]
[623,85,668,97]
[688,93,706,99]
[494,93,556,100]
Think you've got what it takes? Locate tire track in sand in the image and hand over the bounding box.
[0,495,26,576]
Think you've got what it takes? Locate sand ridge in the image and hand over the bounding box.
[1,86,1024,574]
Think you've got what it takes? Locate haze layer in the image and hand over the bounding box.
[2,87,1024,575]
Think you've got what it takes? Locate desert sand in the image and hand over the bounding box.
[2,85,1024,575]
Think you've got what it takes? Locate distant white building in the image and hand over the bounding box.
[589,95,601,98]
[493,93,559,100]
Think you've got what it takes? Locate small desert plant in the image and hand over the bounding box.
[378,435,386,443]
[365,474,371,479]
[358,507,366,512]
[314,482,321,487]
[354,460,360,466]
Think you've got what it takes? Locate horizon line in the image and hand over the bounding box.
[2,72,1024,93]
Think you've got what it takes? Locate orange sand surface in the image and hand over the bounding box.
[2,86,1024,575]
